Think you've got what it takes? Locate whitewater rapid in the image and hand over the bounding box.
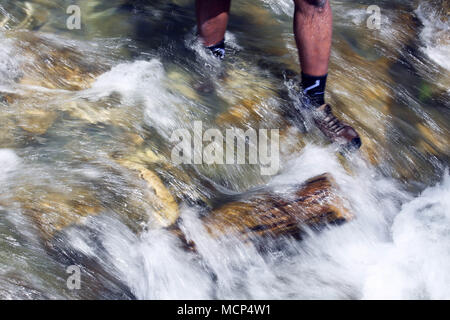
[45,145,449,299]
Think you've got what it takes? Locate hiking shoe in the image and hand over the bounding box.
[313,104,361,150]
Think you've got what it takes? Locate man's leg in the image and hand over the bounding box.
[293,0,361,149]
[294,0,332,106]
[294,0,332,77]
[196,0,231,57]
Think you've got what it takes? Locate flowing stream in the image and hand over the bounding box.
[0,0,449,299]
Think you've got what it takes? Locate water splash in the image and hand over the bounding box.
[61,145,449,299]
[416,2,450,71]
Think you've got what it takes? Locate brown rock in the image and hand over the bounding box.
[117,160,180,227]
[416,122,449,155]
[13,32,104,91]
[17,108,57,135]
[202,173,351,240]
[0,115,16,147]
[0,2,49,31]
[20,189,102,240]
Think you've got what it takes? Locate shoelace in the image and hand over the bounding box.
[321,106,345,134]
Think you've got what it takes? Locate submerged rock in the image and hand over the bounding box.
[15,33,104,91]
[328,41,394,167]
[216,67,281,129]
[0,31,106,97]
[0,116,16,148]
[18,188,102,241]
[0,1,49,31]
[17,108,57,135]
[416,122,449,156]
[60,100,142,129]
[117,160,180,228]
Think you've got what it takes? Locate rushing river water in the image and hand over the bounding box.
[0,0,449,299]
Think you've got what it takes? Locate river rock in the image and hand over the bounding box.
[216,67,282,129]
[416,122,449,156]
[17,108,57,135]
[61,100,142,129]
[13,32,104,91]
[202,173,351,240]
[0,2,49,31]
[116,142,211,209]
[0,115,16,148]
[167,69,200,102]
[117,160,180,227]
[327,41,394,166]
[19,189,102,241]
[237,2,278,27]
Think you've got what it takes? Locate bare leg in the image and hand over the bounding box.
[293,0,332,76]
[196,0,231,47]
[293,0,361,149]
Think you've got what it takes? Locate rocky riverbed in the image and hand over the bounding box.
[0,0,448,299]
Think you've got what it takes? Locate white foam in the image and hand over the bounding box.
[0,149,20,181]
[62,143,450,299]
[416,3,450,71]
[75,214,213,299]
[84,59,185,137]
[0,34,23,86]
[87,60,165,99]
[260,0,294,16]
[363,172,450,299]
[185,30,242,67]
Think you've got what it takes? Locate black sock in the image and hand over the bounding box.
[206,39,225,59]
[301,72,327,107]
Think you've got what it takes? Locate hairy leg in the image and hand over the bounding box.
[196,0,231,47]
[293,0,361,149]
[293,0,332,76]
